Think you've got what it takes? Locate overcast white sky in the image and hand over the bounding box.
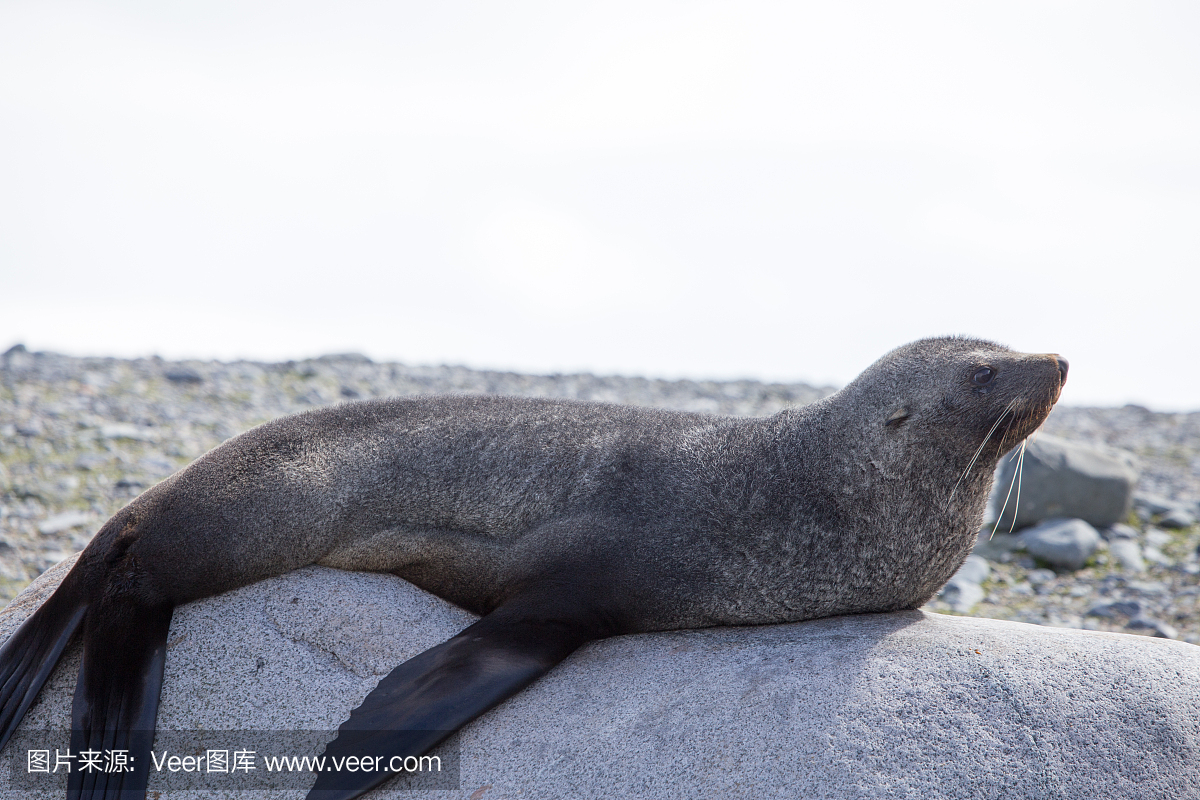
[1,1,1197,409]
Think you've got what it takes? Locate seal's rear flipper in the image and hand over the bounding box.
[0,568,87,750]
[308,593,607,800]
[68,601,172,800]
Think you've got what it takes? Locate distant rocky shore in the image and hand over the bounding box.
[2,344,1198,643]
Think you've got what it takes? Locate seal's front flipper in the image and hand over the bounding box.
[68,600,172,800]
[0,568,87,749]
[308,592,609,800]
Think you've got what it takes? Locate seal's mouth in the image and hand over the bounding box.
[985,353,1068,445]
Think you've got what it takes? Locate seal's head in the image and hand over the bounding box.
[862,336,1065,449]
[796,336,1068,613]
[825,335,1067,518]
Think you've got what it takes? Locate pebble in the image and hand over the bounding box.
[939,555,991,612]
[1019,518,1101,570]
[1108,539,1146,573]
[164,367,204,384]
[1104,522,1140,540]
[1126,616,1179,639]
[1087,600,1142,619]
[954,555,991,585]
[36,511,92,535]
[1161,508,1197,529]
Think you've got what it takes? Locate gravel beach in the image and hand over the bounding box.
[3,345,1198,644]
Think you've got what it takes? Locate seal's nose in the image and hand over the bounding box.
[1054,356,1069,385]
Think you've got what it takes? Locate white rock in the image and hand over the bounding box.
[3,557,1200,799]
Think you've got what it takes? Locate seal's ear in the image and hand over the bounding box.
[885,408,910,428]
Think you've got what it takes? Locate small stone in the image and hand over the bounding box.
[1125,580,1169,595]
[15,420,43,436]
[74,454,110,471]
[100,423,158,442]
[1144,528,1172,547]
[939,581,984,613]
[954,555,991,585]
[317,352,372,363]
[1027,568,1056,587]
[1108,539,1146,573]
[1160,508,1196,529]
[1104,523,1140,540]
[1126,617,1178,639]
[1019,518,1101,570]
[37,511,91,535]
[1086,600,1141,619]
[1143,546,1173,567]
[1134,494,1180,516]
[138,456,176,476]
[972,531,1023,561]
[164,367,203,384]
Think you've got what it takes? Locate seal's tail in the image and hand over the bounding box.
[68,596,173,800]
[0,567,88,750]
[0,564,174,800]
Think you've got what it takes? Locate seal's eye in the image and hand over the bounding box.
[973,367,995,386]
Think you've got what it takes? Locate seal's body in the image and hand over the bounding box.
[0,337,1067,800]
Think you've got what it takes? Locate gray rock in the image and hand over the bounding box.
[1134,493,1183,516]
[1161,508,1197,529]
[73,454,109,471]
[972,531,1024,561]
[1145,528,1173,547]
[99,423,158,442]
[163,366,203,384]
[1108,539,1146,573]
[1143,546,1174,567]
[992,435,1137,530]
[1087,601,1142,619]
[137,455,176,476]
[1027,568,1057,587]
[1019,518,1101,570]
[4,559,1200,799]
[14,420,43,437]
[316,352,373,364]
[1127,617,1179,640]
[939,580,985,613]
[1126,580,1170,596]
[1102,522,1140,540]
[35,511,91,535]
[938,556,990,612]
[952,554,991,585]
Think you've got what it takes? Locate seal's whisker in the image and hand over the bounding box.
[989,438,1029,539]
[948,397,1018,505]
[989,438,1025,539]
[1007,438,1027,534]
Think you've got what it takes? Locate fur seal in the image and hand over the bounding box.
[0,337,1067,799]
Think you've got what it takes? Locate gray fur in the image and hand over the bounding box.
[80,336,1064,634]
